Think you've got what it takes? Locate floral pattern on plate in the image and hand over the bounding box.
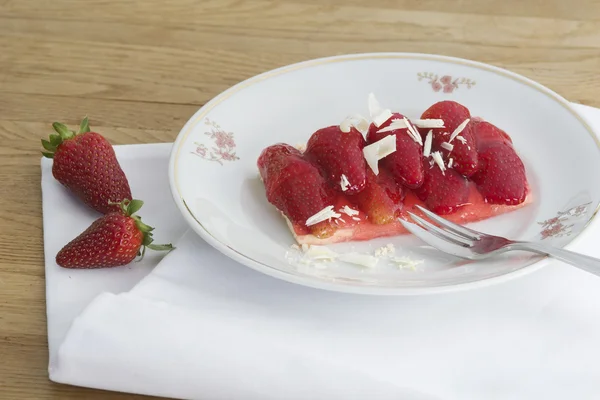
[539,202,592,239]
[191,118,240,165]
[417,72,476,93]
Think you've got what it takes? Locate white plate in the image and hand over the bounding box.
[169,53,600,295]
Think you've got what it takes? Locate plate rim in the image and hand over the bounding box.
[168,52,600,295]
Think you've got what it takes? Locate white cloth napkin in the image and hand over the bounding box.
[45,104,600,400]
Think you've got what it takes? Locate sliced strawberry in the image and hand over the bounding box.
[471,120,513,150]
[352,169,403,224]
[257,145,336,238]
[367,113,424,188]
[420,101,478,177]
[304,126,367,194]
[414,162,470,215]
[471,142,528,205]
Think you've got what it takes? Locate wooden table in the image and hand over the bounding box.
[1,0,599,398]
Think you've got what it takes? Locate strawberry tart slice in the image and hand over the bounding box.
[257,96,532,245]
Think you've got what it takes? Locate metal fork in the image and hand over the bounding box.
[399,205,600,277]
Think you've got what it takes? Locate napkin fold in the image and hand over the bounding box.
[46,104,600,400]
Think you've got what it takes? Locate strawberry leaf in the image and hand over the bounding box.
[41,139,56,152]
[52,122,74,140]
[142,234,154,247]
[126,199,144,215]
[52,122,69,136]
[134,217,154,235]
[49,134,62,147]
[42,151,54,159]
[78,116,90,134]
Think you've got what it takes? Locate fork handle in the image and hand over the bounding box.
[512,242,600,277]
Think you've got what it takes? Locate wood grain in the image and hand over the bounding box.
[1,0,599,398]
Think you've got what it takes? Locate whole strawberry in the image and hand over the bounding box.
[42,117,132,214]
[56,199,173,269]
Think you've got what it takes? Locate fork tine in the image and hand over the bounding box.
[415,205,481,240]
[398,219,474,259]
[407,212,474,247]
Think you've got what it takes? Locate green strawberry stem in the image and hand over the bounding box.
[113,199,175,260]
[41,116,90,158]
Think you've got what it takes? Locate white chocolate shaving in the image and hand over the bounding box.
[448,158,454,168]
[340,174,350,191]
[340,205,360,216]
[305,205,341,226]
[403,117,423,145]
[373,109,393,128]
[411,119,445,128]
[303,245,339,261]
[340,114,370,135]
[391,256,424,270]
[362,134,396,175]
[339,253,379,268]
[368,92,383,118]
[449,119,470,142]
[431,151,446,174]
[374,243,396,257]
[376,119,407,133]
[368,93,393,127]
[441,142,454,151]
[456,136,467,144]
[293,243,382,270]
[423,130,433,157]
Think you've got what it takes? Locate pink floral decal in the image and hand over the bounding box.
[538,202,591,239]
[191,118,240,165]
[417,73,476,93]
